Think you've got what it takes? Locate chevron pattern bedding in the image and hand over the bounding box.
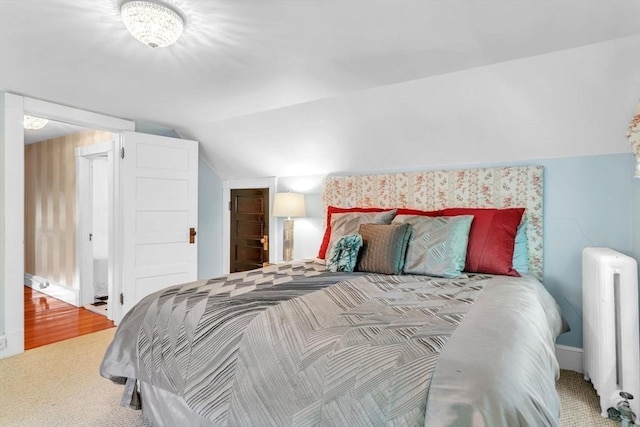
[101,260,564,426]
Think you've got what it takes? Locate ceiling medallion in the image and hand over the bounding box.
[23,115,49,130]
[121,1,184,48]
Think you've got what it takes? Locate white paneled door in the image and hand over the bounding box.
[121,131,198,318]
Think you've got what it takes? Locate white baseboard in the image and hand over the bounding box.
[0,329,24,359]
[24,273,79,307]
[555,344,583,373]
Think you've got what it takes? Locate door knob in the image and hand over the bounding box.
[189,227,197,244]
[260,234,268,251]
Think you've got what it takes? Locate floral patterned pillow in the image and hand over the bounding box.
[326,234,363,272]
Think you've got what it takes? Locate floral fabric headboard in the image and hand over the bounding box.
[322,165,544,279]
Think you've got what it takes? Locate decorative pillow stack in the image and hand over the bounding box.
[318,205,527,278]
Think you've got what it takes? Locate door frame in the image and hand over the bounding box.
[76,141,116,319]
[222,178,277,274]
[0,93,134,358]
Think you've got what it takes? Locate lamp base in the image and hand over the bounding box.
[283,219,294,262]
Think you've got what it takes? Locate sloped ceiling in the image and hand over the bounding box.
[1,0,639,178]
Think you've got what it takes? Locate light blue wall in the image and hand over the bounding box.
[634,178,640,262]
[541,153,635,347]
[633,177,640,326]
[135,122,182,138]
[0,95,6,335]
[198,157,223,280]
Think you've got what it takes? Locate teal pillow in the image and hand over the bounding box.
[512,220,529,274]
[326,234,363,272]
[392,215,473,278]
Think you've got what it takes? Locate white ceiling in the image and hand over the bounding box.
[1,0,639,177]
[24,119,89,145]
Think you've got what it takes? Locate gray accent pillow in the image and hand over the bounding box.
[392,215,474,278]
[327,209,397,256]
[356,223,412,275]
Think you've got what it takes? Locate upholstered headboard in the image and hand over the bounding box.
[323,165,544,279]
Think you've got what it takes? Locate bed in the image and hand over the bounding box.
[100,165,565,426]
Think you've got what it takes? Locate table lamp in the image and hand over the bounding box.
[272,192,306,261]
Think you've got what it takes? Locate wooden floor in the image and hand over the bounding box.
[24,286,115,350]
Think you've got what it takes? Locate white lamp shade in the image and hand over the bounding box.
[273,193,306,218]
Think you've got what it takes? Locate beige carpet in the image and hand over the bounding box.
[557,370,618,427]
[0,329,149,427]
[0,329,619,426]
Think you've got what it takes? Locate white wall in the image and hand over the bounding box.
[274,175,325,261]
[0,92,24,356]
[194,36,639,180]
[0,94,5,337]
[92,158,109,259]
[91,157,109,296]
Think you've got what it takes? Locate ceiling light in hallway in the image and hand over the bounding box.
[23,115,49,130]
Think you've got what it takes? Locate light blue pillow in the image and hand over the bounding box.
[512,220,529,274]
[326,234,363,272]
[392,215,474,278]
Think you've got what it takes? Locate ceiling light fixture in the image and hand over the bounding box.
[23,115,49,130]
[120,0,184,48]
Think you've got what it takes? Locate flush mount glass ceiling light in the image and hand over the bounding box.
[121,0,184,48]
[23,115,49,130]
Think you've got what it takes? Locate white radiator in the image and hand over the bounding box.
[582,247,640,419]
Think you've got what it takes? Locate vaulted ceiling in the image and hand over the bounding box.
[1,0,639,178]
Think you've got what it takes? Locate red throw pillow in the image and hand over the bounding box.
[441,207,525,276]
[318,206,386,259]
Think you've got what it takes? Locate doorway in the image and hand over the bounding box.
[1,93,136,358]
[23,127,118,348]
[230,188,270,272]
[76,141,115,319]
[2,94,201,358]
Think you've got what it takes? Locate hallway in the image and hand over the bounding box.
[24,286,114,350]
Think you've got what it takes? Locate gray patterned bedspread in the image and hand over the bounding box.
[100,260,564,426]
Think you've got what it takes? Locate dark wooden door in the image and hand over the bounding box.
[230,188,269,272]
